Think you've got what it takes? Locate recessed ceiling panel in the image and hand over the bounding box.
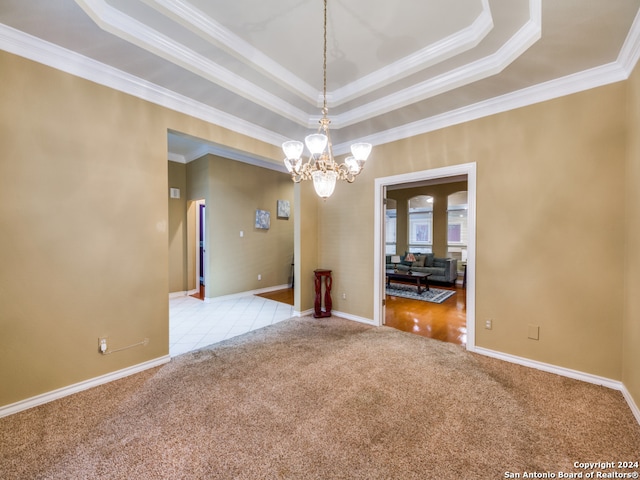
[0,0,638,161]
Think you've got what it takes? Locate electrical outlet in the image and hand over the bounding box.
[485,319,492,330]
[98,337,108,354]
[342,293,346,299]
[258,274,262,281]
[528,325,540,340]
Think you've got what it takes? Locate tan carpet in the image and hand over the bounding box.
[1,316,639,479]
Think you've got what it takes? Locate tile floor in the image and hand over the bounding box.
[169,293,295,357]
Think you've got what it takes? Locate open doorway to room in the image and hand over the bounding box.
[374,163,476,351]
[167,129,296,355]
[190,200,206,301]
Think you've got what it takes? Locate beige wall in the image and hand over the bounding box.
[170,156,295,298]
[168,161,188,293]
[0,51,284,407]
[319,83,627,382]
[294,182,320,312]
[1,47,638,413]
[625,66,640,407]
[206,155,294,297]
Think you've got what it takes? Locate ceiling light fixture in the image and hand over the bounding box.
[281,0,372,199]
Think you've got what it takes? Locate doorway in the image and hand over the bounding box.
[374,163,476,352]
[190,199,206,300]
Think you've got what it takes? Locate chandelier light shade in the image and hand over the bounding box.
[282,0,372,199]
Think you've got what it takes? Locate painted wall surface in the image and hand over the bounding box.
[294,181,320,312]
[625,65,640,408]
[173,157,294,297]
[186,156,210,293]
[168,161,188,293]
[206,155,294,297]
[319,84,627,381]
[1,47,638,413]
[0,51,284,408]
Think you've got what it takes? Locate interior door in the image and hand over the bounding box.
[198,202,205,294]
[382,185,387,324]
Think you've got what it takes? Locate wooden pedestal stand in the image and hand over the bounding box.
[313,269,332,318]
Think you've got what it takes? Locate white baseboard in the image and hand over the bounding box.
[291,309,375,326]
[0,355,171,419]
[474,347,640,425]
[621,385,640,425]
[331,310,376,326]
[474,347,623,389]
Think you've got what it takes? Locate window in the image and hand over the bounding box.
[447,191,468,263]
[448,223,462,243]
[408,195,433,253]
[385,198,397,255]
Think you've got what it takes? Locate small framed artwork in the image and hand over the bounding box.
[277,200,290,219]
[255,209,270,229]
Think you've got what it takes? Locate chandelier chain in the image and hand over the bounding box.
[323,0,327,112]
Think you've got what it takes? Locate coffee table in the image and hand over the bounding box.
[386,269,432,294]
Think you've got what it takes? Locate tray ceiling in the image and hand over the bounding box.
[1,0,640,165]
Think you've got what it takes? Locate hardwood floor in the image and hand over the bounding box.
[255,285,466,346]
[385,285,467,346]
[255,288,294,305]
[190,284,205,301]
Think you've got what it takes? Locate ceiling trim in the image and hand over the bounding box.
[336,5,640,150]
[140,0,318,102]
[330,0,494,105]
[167,135,287,172]
[75,0,311,126]
[3,3,640,158]
[74,0,536,129]
[0,23,287,148]
[619,6,640,75]
[331,0,541,128]
[342,62,629,152]
[141,0,495,108]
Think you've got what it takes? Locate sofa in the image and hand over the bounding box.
[386,253,458,285]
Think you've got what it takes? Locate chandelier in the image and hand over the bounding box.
[282,0,372,199]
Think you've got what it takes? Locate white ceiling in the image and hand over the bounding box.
[2,0,640,169]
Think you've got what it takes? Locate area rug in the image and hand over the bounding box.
[386,284,456,303]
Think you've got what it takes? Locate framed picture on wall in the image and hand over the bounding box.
[277,200,290,219]
[255,209,270,229]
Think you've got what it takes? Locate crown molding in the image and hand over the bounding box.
[3,0,639,159]
[168,152,187,163]
[341,3,639,151]
[341,61,629,153]
[331,0,541,129]
[618,5,640,75]
[75,0,528,121]
[0,23,287,149]
[75,0,311,126]
[142,0,494,109]
[330,0,494,105]
[140,0,318,102]
[168,140,287,172]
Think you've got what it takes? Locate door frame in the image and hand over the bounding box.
[195,199,206,298]
[373,162,477,351]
